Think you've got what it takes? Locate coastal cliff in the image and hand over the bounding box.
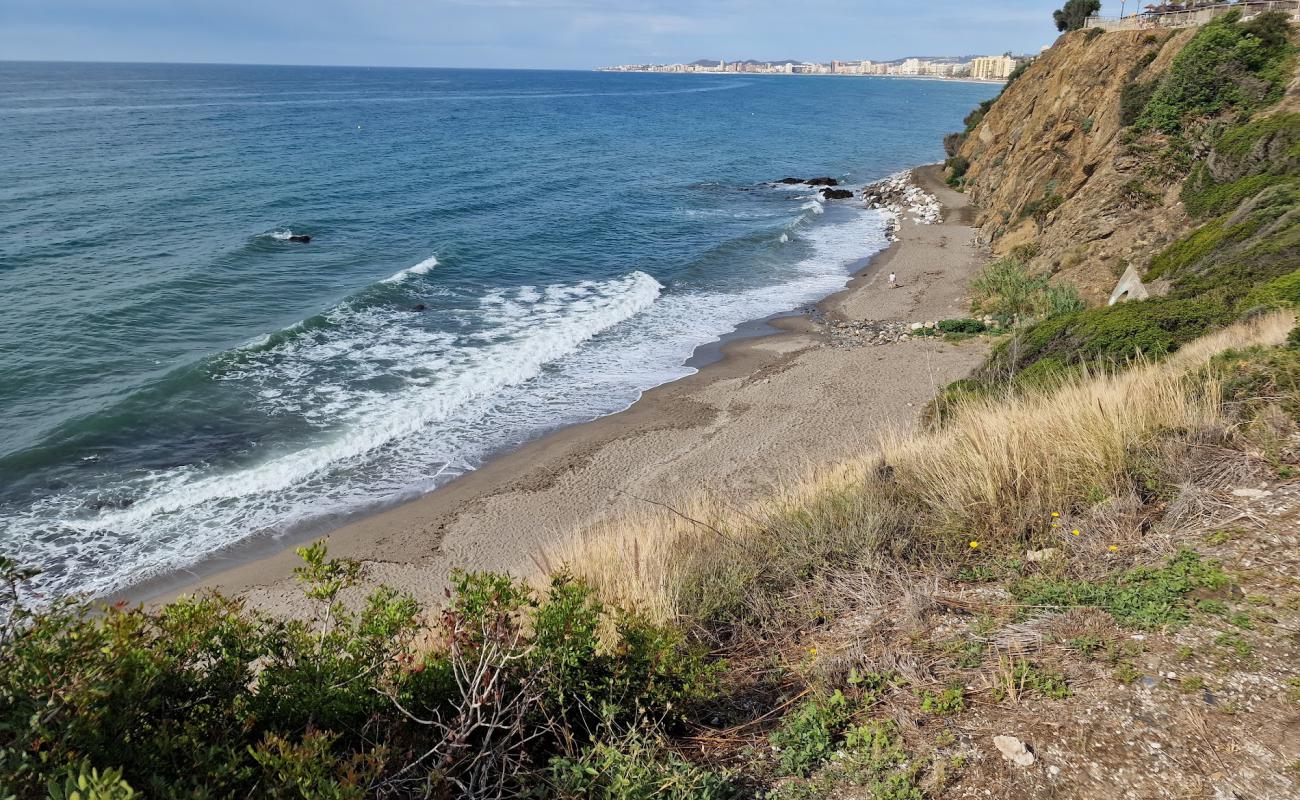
[954,18,1298,308]
[957,28,1200,300]
[3,14,1299,800]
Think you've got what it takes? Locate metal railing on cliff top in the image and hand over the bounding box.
[1084,0,1300,31]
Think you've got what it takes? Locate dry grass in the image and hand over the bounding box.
[547,312,1295,627]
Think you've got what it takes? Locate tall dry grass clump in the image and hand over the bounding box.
[550,312,1294,629]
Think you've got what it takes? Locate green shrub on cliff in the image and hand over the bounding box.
[970,257,1083,324]
[1135,11,1294,135]
[989,295,1236,376]
[0,549,720,798]
[1181,113,1300,218]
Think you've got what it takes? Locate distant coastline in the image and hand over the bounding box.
[595,69,1007,86]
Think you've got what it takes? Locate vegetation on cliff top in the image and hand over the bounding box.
[1053,0,1100,33]
[1135,11,1294,135]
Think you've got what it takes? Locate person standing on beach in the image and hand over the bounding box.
[889,271,897,287]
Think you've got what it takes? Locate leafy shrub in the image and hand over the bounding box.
[970,257,1083,324]
[0,548,721,798]
[44,762,137,800]
[964,99,995,134]
[769,690,853,777]
[1010,549,1229,628]
[944,156,970,187]
[1136,11,1295,135]
[1022,192,1065,225]
[937,318,988,335]
[838,721,924,799]
[1084,26,1104,43]
[1181,113,1300,218]
[919,685,965,715]
[1121,80,1159,127]
[943,132,966,158]
[1120,179,1162,209]
[549,735,738,800]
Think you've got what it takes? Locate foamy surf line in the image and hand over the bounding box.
[9,203,893,605]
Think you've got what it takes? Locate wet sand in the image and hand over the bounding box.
[142,164,990,616]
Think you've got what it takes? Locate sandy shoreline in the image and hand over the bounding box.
[137,164,990,615]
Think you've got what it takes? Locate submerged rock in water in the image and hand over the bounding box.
[805,176,839,186]
[820,188,854,200]
[288,234,312,243]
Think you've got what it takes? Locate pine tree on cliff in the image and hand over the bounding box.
[1054,0,1101,31]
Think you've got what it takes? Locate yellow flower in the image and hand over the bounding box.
[1051,512,1060,518]
[1071,529,1081,536]
[1108,545,1118,552]
[969,540,980,549]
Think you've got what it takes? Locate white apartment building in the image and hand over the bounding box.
[970,54,1018,80]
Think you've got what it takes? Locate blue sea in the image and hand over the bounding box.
[0,62,996,601]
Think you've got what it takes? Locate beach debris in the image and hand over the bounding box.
[993,735,1036,767]
[827,319,913,348]
[862,171,943,236]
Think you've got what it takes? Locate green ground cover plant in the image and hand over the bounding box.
[1010,549,1229,628]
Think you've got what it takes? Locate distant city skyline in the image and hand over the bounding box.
[0,0,1080,70]
[599,53,1027,81]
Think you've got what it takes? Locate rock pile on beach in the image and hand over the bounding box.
[826,316,998,349]
[826,319,914,348]
[862,171,943,238]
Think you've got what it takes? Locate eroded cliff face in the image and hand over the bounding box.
[958,28,1200,301]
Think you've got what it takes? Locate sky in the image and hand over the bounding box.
[0,0,1107,70]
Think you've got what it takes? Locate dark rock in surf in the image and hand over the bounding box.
[820,188,854,200]
[288,234,312,243]
[805,177,839,186]
[411,304,428,312]
[776,177,805,184]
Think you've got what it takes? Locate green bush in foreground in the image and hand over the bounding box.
[0,548,720,799]
[770,690,853,777]
[549,734,738,800]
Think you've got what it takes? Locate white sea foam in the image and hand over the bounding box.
[380,255,439,284]
[10,204,889,603]
[10,271,664,599]
[265,229,294,241]
[779,233,790,243]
